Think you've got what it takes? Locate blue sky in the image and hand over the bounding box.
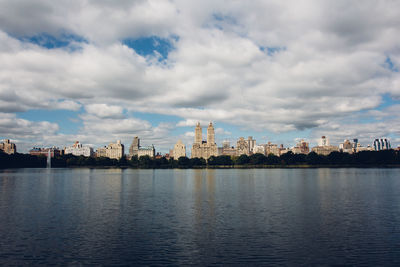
[1,0,400,153]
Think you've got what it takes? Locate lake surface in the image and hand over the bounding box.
[0,168,400,265]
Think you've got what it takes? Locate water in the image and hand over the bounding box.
[0,168,400,265]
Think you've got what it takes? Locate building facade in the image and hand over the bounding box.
[373,138,391,151]
[311,145,339,156]
[107,140,124,159]
[129,136,155,158]
[29,147,61,158]
[318,136,330,146]
[292,140,309,154]
[64,141,93,157]
[0,139,16,154]
[191,122,218,159]
[236,137,249,156]
[138,145,155,158]
[96,140,124,159]
[247,137,256,153]
[95,147,107,157]
[236,136,256,156]
[173,140,186,159]
[129,136,140,158]
[253,145,265,154]
[264,142,280,156]
[218,141,237,156]
[339,139,353,153]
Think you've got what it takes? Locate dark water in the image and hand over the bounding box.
[0,168,400,265]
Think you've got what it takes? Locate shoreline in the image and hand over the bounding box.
[2,164,400,170]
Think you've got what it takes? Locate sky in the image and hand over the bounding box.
[1,0,400,154]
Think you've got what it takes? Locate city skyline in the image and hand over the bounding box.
[1,1,400,153]
[1,125,393,158]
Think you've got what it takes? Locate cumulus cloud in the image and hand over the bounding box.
[85,104,124,119]
[1,0,400,149]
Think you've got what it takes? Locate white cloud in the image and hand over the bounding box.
[215,128,231,136]
[85,103,124,119]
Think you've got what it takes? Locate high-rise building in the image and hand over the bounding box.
[312,136,339,155]
[129,137,140,158]
[292,139,309,154]
[191,122,218,159]
[246,137,256,153]
[207,123,215,145]
[173,140,186,159]
[263,142,280,156]
[339,139,353,153]
[128,136,155,158]
[107,140,124,159]
[352,139,359,153]
[236,136,256,155]
[0,139,16,154]
[373,138,391,151]
[218,140,237,156]
[237,137,249,156]
[195,122,202,144]
[96,140,124,159]
[318,136,330,146]
[64,141,93,157]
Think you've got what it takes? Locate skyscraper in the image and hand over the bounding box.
[373,139,391,151]
[195,122,202,144]
[129,136,140,158]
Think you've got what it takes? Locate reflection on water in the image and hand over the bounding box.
[0,168,400,265]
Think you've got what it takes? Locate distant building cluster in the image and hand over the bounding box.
[65,141,93,157]
[129,136,155,159]
[168,123,391,160]
[0,139,16,154]
[1,121,397,160]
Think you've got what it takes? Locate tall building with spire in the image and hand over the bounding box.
[191,122,218,159]
[207,123,215,144]
[195,122,202,144]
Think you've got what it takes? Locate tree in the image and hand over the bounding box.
[129,155,139,167]
[178,156,191,168]
[266,154,279,165]
[118,156,128,167]
[306,152,322,165]
[235,154,250,165]
[190,157,206,167]
[139,155,152,168]
[249,153,266,165]
[280,151,294,165]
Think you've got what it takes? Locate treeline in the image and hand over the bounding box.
[1,150,400,169]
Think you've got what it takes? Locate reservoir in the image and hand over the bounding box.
[0,168,399,265]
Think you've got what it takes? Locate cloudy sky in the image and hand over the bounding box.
[1,0,400,153]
